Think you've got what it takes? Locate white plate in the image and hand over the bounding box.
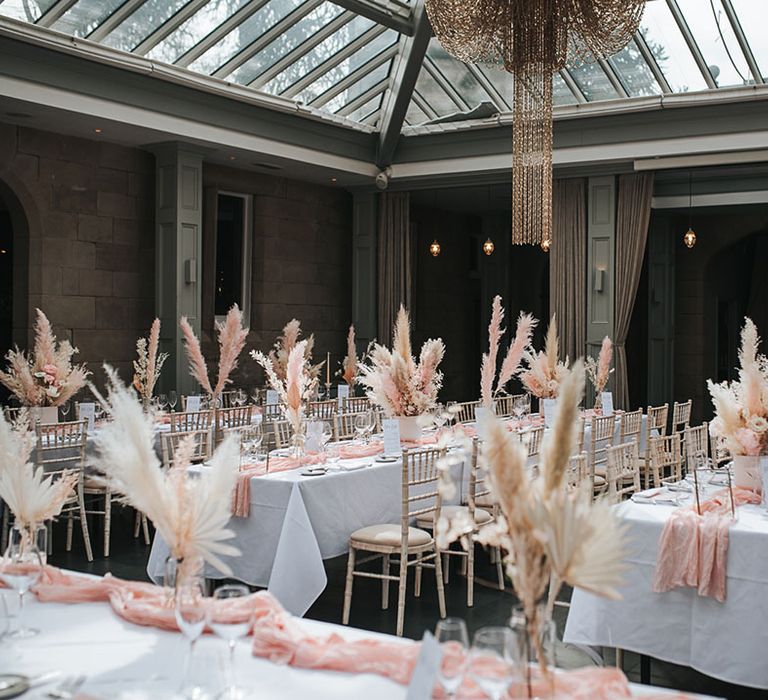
[374,455,398,463]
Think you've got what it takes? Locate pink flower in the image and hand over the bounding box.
[43,364,58,379]
[736,428,762,456]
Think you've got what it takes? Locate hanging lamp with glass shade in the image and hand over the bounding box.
[483,238,495,255]
[429,239,441,257]
[684,171,696,249]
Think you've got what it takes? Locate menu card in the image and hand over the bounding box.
[78,402,96,433]
[601,392,614,417]
[185,395,202,412]
[542,398,557,428]
[382,418,401,456]
[337,384,350,409]
[406,631,442,700]
[265,390,279,406]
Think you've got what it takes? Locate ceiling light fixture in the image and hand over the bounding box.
[483,238,495,256]
[684,171,696,249]
[429,239,441,257]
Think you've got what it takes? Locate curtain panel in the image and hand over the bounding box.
[377,192,413,342]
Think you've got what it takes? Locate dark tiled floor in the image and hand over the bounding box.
[49,508,767,700]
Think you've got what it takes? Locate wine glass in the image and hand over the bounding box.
[168,390,178,413]
[434,403,448,432]
[158,393,169,413]
[325,444,341,470]
[210,584,251,700]
[59,401,71,421]
[247,424,264,462]
[175,578,210,699]
[469,626,517,700]
[319,421,333,453]
[0,526,45,639]
[354,412,369,443]
[435,618,469,698]
[446,401,459,427]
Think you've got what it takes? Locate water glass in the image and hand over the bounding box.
[168,390,178,412]
[354,412,369,443]
[210,584,251,700]
[59,401,71,420]
[469,626,517,700]
[435,618,469,697]
[0,525,46,639]
[175,578,210,699]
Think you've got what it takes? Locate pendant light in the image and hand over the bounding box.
[482,187,495,255]
[684,171,696,249]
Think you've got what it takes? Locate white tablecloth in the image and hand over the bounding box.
[564,496,768,690]
[147,450,468,616]
[0,578,719,699]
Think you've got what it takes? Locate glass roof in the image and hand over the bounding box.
[0,0,764,129]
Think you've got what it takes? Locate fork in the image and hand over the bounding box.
[47,675,86,699]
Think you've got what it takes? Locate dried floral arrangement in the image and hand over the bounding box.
[480,296,538,408]
[0,409,77,532]
[358,306,445,418]
[180,304,249,402]
[708,318,768,456]
[585,336,614,407]
[438,361,626,675]
[0,309,89,407]
[89,368,240,575]
[267,319,324,383]
[341,325,358,388]
[519,315,570,399]
[252,340,315,439]
[132,318,169,407]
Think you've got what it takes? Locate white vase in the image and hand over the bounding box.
[30,405,58,425]
[397,415,422,441]
[732,455,763,492]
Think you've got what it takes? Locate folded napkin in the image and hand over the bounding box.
[653,487,762,602]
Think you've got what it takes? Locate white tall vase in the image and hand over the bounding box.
[397,415,421,441]
[732,455,763,492]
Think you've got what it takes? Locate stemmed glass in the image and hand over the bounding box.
[446,401,459,427]
[0,525,45,639]
[175,578,210,700]
[158,394,169,413]
[59,401,71,421]
[319,421,333,454]
[435,618,469,698]
[354,412,369,444]
[233,389,247,408]
[240,425,263,464]
[469,626,517,700]
[168,390,178,413]
[210,584,251,700]
[433,403,448,432]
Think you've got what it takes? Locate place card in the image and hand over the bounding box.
[78,402,96,433]
[266,389,279,406]
[337,383,350,409]
[542,398,557,427]
[382,418,401,456]
[185,395,202,413]
[406,630,442,700]
[601,391,614,417]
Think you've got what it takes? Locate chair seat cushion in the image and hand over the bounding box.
[475,496,496,509]
[350,524,432,548]
[593,474,607,488]
[594,467,606,479]
[417,505,492,528]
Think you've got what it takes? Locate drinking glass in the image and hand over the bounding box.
[435,618,469,698]
[446,401,459,427]
[236,389,247,407]
[434,403,448,431]
[469,626,517,700]
[175,578,210,699]
[168,391,178,412]
[246,424,263,461]
[0,525,45,639]
[210,584,251,700]
[325,444,341,469]
[319,421,333,452]
[354,413,369,443]
[59,401,71,421]
[158,394,168,413]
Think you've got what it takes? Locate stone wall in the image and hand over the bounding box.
[0,122,155,390]
[201,164,353,390]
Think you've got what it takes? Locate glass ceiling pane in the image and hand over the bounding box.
[315,55,391,110]
[0,0,57,22]
[414,69,460,117]
[405,101,428,126]
[568,60,619,101]
[478,65,513,106]
[146,0,252,65]
[676,0,750,87]
[640,2,708,93]
[553,73,577,105]
[610,39,662,96]
[229,2,344,86]
[102,0,191,52]
[262,15,375,94]
[50,0,124,37]
[344,93,383,122]
[731,0,768,80]
[427,42,491,109]
[294,30,396,104]
[188,0,300,75]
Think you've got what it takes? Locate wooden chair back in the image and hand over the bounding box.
[566,451,590,492]
[160,429,213,469]
[35,420,88,476]
[308,400,337,420]
[217,406,253,430]
[401,447,445,533]
[619,409,643,444]
[272,420,292,450]
[649,433,683,486]
[588,414,616,475]
[684,422,709,472]
[170,410,213,433]
[454,400,480,424]
[606,441,641,503]
[342,397,370,414]
[672,400,692,433]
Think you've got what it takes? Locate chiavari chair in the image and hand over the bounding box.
[308,400,337,420]
[272,420,293,451]
[523,425,545,476]
[343,446,447,637]
[217,406,253,432]
[605,441,641,503]
[566,452,590,492]
[454,400,480,424]
[710,432,730,468]
[160,428,213,469]
[170,410,213,433]
[619,409,643,445]
[649,433,683,487]
[640,404,669,487]
[342,397,371,413]
[588,414,616,493]
[684,423,709,474]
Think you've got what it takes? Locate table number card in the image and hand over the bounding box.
[382,418,401,456]
[266,390,279,406]
[406,631,442,700]
[78,402,96,433]
[337,384,350,409]
[542,398,557,428]
[185,395,202,412]
[601,392,614,417]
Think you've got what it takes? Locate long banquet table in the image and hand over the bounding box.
[564,493,768,690]
[1,575,721,700]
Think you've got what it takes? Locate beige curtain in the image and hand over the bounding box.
[377,192,412,342]
[614,172,655,409]
[550,178,586,362]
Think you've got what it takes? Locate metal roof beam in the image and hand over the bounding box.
[633,31,672,94]
[36,0,77,27]
[86,0,146,43]
[330,0,413,36]
[336,79,388,116]
[720,0,764,85]
[466,63,510,112]
[376,0,431,167]
[131,0,210,56]
[666,0,718,89]
[423,56,470,110]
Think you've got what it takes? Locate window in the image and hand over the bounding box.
[214,192,252,320]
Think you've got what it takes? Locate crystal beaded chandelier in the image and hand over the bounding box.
[424,0,646,245]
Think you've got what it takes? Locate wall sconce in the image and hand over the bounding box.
[593,268,605,293]
[482,238,495,256]
[683,228,696,248]
[429,239,441,257]
[540,237,551,253]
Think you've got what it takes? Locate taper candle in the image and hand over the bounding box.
[326,352,330,385]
